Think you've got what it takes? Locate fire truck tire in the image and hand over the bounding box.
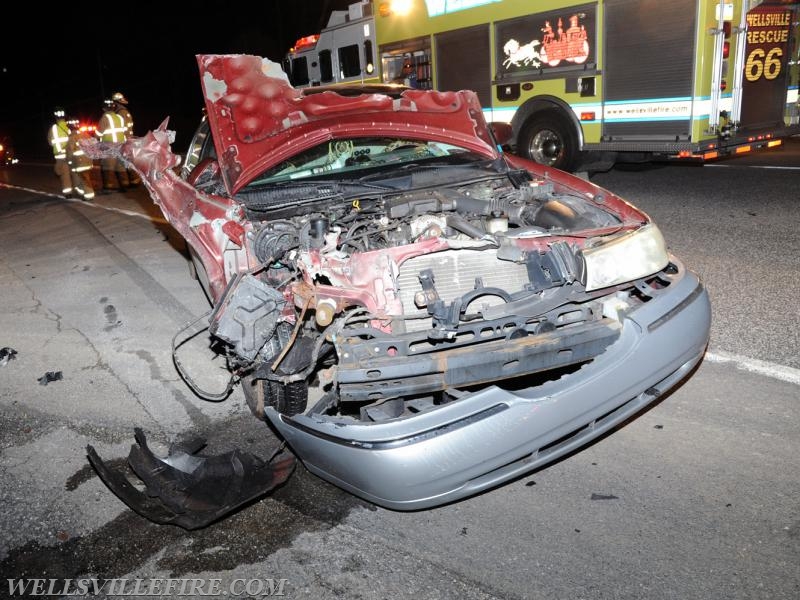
[518,110,579,172]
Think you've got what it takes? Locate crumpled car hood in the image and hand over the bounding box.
[197,54,500,195]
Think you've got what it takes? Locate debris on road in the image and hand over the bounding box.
[37,371,63,385]
[87,428,295,529]
[590,493,619,501]
[0,346,17,366]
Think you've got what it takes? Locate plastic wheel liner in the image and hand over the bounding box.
[86,429,294,529]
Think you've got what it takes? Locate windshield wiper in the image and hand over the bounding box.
[239,179,399,212]
[358,156,505,183]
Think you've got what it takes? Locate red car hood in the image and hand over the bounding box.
[197,54,500,195]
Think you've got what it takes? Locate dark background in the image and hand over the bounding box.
[0,0,354,159]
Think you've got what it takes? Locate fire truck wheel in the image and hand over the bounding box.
[518,110,579,172]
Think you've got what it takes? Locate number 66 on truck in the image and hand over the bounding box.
[368,0,799,171]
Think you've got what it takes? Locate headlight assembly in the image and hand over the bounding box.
[582,224,669,291]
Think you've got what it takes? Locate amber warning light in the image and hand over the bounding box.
[291,35,319,53]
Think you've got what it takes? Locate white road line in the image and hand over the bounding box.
[0,182,168,224]
[705,351,800,386]
[706,164,800,170]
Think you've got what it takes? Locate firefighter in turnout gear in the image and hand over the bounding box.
[65,120,96,201]
[110,92,140,185]
[111,92,133,136]
[47,108,73,196]
[96,98,130,192]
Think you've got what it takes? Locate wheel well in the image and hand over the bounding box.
[510,97,584,150]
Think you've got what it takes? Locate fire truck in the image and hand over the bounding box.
[284,0,380,88]
[374,0,800,170]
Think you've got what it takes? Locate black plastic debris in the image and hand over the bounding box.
[654,424,664,430]
[590,493,619,501]
[38,371,63,385]
[87,428,295,529]
[0,347,17,366]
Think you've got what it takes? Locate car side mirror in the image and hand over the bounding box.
[187,157,220,188]
[489,122,513,146]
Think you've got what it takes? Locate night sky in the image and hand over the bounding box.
[1,0,354,159]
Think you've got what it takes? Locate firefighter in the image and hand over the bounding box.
[65,120,96,201]
[110,91,140,185]
[47,108,73,196]
[95,98,130,192]
[111,92,133,136]
[393,55,418,88]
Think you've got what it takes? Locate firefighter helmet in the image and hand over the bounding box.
[111,92,128,105]
[54,107,65,118]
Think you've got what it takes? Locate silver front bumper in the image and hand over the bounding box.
[266,257,711,510]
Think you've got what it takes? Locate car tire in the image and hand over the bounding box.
[242,375,308,419]
[241,321,308,419]
[518,110,579,172]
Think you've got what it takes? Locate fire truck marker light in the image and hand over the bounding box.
[767,140,782,148]
[735,145,751,154]
[580,112,596,121]
[390,0,413,16]
[704,151,719,160]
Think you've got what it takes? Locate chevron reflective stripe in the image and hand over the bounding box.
[74,166,92,172]
[62,187,72,194]
[54,153,67,159]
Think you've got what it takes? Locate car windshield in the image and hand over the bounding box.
[245,137,478,187]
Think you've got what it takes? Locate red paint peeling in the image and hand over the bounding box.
[221,221,245,245]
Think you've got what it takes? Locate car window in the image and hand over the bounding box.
[244,137,475,187]
[181,118,216,180]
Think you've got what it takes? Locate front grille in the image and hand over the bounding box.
[396,249,528,332]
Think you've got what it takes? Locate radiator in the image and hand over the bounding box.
[396,249,528,332]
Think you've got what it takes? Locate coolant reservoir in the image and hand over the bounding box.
[486,213,508,234]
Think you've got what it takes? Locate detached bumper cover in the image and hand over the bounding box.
[266,257,711,510]
[87,429,295,529]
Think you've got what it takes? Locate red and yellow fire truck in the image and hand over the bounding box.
[374,0,800,170]
[284,0,380,88]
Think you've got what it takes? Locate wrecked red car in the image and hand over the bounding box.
[89,55,710,525]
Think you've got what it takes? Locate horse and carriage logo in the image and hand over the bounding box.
[503,13,590,70]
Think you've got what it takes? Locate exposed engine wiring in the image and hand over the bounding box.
[172,310,236,401]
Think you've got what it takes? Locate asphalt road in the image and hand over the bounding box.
[0,140,798,599]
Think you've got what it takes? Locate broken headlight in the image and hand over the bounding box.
[582,224,669,291]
